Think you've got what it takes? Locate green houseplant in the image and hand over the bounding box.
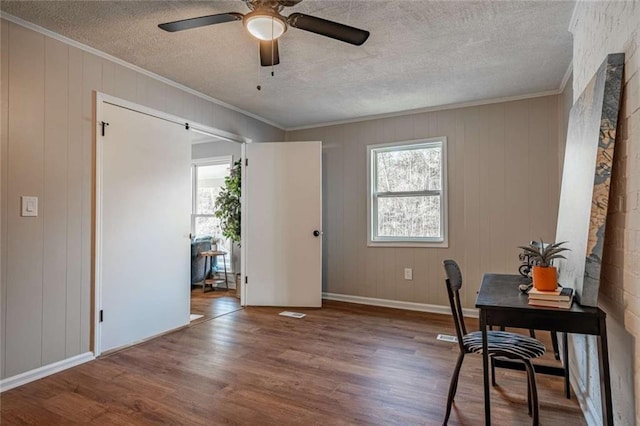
[518,239,569,291]
[214,160,241,245]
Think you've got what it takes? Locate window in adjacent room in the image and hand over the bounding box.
[191,156,233,269]
[367,137,448,247]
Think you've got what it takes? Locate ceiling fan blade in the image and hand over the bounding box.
[278,0,304,6]
[260,40,280,66]
[287,13,369,46]
[158,12,243,32]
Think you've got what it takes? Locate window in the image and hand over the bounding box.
[367,138,447,247]
[191,156,233,268]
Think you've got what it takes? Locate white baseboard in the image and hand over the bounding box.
[322,292,478,318]
[0,352,94,393]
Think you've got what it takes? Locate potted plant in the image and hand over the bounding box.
[214,160,241,245]
[518,239,569,291]
[211,236,220,252]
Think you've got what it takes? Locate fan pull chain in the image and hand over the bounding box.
[256,41,262,91]
[271,17,275,77]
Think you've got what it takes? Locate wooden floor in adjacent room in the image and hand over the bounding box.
[0,301,585,425]
[190,287,242,323]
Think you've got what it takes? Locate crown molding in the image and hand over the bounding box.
[0,12,285,131]
[1,12,572,134]
[287,89,561,132]
[560,61,573,94]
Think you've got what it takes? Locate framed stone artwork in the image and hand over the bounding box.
[555,53,624,307]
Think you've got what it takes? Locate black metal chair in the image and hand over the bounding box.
[442,259,546,425]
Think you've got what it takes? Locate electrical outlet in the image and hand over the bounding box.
[404,268,413,280]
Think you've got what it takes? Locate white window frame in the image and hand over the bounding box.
[191,155,234,269]
[191,155,233,234]
[367,137,448,248]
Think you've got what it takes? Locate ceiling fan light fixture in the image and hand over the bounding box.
[244,12,287,40]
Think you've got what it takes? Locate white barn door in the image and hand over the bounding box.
[244,141,322,307]
[98,102,191,353]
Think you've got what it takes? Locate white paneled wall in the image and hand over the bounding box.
[288,97,562,310]
[0,19,284,379]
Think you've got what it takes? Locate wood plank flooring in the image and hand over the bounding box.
[0,301,585,425]
[190,288,241,323]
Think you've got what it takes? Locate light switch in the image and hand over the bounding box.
[21,196,38,217]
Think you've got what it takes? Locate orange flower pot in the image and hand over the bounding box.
[532,266,557,291]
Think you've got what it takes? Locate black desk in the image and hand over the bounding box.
[476,274,612,425]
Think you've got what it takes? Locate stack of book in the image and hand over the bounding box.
[528,286,574,309]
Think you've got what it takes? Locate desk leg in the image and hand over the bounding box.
[598,317,613,425]
[223,254,228,290]
[202,256,208,293]
[563,332,570,399]
[480,311,491,425]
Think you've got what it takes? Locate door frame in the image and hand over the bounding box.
[240,143,247,306]
[94,92,249,356]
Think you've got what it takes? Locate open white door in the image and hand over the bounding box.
[98,102,191,353]
[244,141,322,307]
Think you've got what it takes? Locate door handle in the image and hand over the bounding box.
[313,230,322,237]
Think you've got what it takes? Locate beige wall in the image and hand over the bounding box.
[569,1,640,424]
[0,19,284,379]
[287,96,562,309]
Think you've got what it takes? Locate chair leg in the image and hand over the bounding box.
[443,352,465,425]
[491,357,497,386]
[526,365,532,414]
[523,360,540,426]
[551,331,560,360]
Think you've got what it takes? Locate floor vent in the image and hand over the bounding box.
[279,311,306,319]
[437,334,458,343]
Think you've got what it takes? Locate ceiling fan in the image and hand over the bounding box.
[158,0,370,67]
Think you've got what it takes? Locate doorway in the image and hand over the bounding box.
[94,93,249,356]
[95,94,324,356]
[189,155,241,323]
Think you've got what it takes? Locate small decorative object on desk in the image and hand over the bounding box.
[528,286,574,309]
[518,239,570,291]
[211,236,220,252]
[518,249,536,277]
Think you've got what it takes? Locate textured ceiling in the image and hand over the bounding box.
[1,1,575,129]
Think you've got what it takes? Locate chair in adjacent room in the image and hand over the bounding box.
[442,259,546,425]
[191,236,213,287]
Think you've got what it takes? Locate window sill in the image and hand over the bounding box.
[367,240,449,248]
